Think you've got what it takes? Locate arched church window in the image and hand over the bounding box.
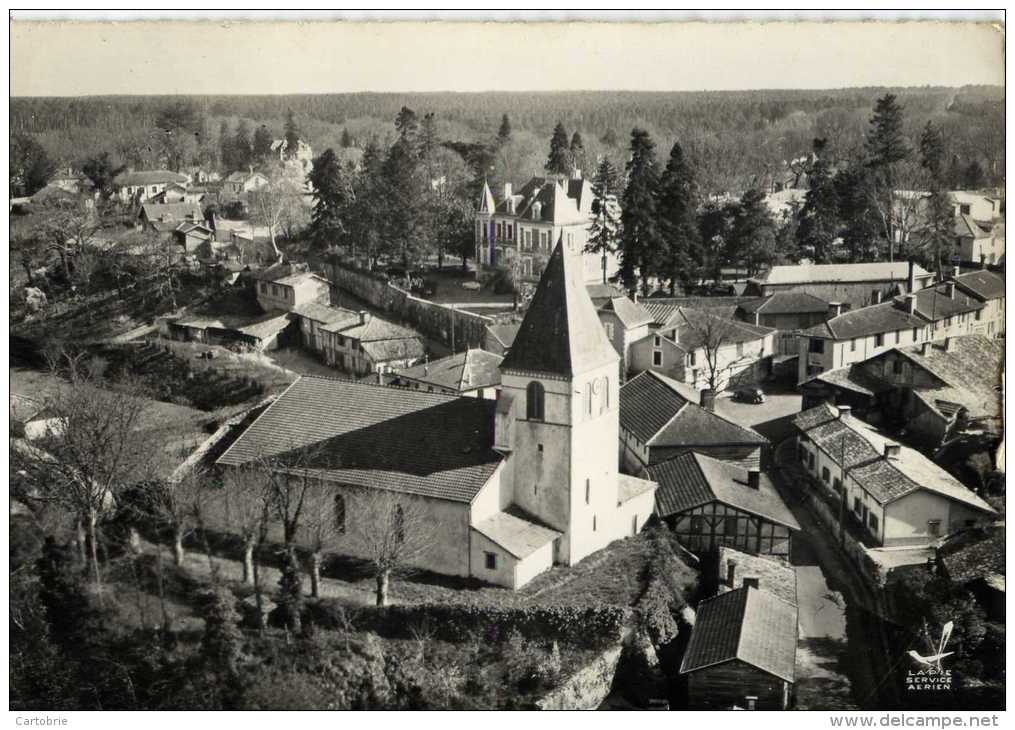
[526,381,545,421]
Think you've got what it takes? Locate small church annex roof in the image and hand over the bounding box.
[501,237,618,377]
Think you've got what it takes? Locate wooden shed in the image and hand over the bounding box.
[680,586,798,710]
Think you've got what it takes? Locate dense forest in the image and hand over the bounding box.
[11,86,1004,196]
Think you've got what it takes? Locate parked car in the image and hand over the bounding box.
[731,386,765,404]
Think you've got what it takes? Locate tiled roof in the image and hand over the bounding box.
[485,322,520,349]
[906,285,984,320]
[893,336,1002,420]
[472,506,561,559]
[330,315,421,343]
[361,338,426,364]
[217,376,503,503]
[394,349,503,392]
[753,261,930,286]
[501,238,618,377]
[802,366,890,397]
[939,527,1005,585]
[493,176,589,224]
[680,586,798,683]
[800,301,925,340]
[952,270,1005,301]
[793,404,996,512]
[649,451,798,528]
[954,214,992,239]
[140,202,203,223]
[618,474,658,504]
[667,308,775,348]
[619,371,767,448]
[275,271,330,288]
[115,170,189,187]
[293,302,360,326]
[737,291,831,315]
[599,296,655,328]
[586,282,626,304]
[717,547,798,606]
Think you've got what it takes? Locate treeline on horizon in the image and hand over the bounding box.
[11,86,1004,195]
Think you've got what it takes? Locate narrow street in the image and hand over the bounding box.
[770,436,900,710]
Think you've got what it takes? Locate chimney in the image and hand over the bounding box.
[944,282,955,299]
[904,293,917,314]
[907,259,917,292]
[503,182,512,202]
[753,312,761,326]
[829,301,843,318]
[873,290,883,304]
[944,337,957,352]
[726,559,737,588]
[632,290,639,304]
[747,470,761,490]
[837,405,852,421]
[883,443,902,460]
[921,341,933,356]
[572,168,582,180]
[952,265,962,279]
[700,389,716,412]
[358,310,370,325]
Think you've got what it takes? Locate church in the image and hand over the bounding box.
[216,238,657,589]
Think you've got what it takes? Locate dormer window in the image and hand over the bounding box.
[532,202,542,220]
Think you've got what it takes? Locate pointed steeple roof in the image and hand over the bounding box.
[501,235,619,377]
[479,179,495,214]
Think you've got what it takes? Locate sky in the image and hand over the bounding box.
[10,19,1005,97]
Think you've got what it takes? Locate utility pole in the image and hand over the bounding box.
[450,303,456,354]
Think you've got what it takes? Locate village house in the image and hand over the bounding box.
[951,269,1005,337]
[935,526,1005,621]
[316,312,426,376]
[745,261,933,310]
[649,451,799,560]
[292,301,360,353]
[215,240,657,589]
[150,182,202,204]
[586,282,627,308]
[735,291,834,356]
[954,215,1004,267]
[793,403,996,547]
[629,307,777,390]
[114,170,190,204]
[255,264,332,313]
[680,586,798,710]
[223,169,270,196]
[596,295,654,376]
[474,175,619,284]
[795,279,986,384]
[483,321,521,357]
[713,546,798,606]
[137,201,206,236]
[165,311,295,352]
[271,137,314,176]
[950,190,1004,221]
[386,348,503,399]
[619,370,770,472]
[800,335,1003,448]
[49,167,89,194]
[173,221,215,254]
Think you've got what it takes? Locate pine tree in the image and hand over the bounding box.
[340,128,353,149]
[394,106,419,148]
[728,188,779,276]
[252,125,273,164]
[963,160,985,189]
[308,148,352,249]
[497,113,512,146]
[698,200,735,283]
[545,122,573,176]
[919,122,954,275]
[283,109,300,160]
[233,120,253,170]
[835,162,882,262]
[796,138,840,263]
[864,94,911,255]
[198,587,244,676]
[348,139,386,266]
[585,157,622,284]
[601,129,618,147]
[381,136,426,266]
[619,128,662,293]
[656,140,703,294]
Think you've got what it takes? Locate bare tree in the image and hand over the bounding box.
[117,230,183,309]
[217,462,273,585]
[139,464,216,570]
[11,351,156,595]
[300,488,347,598]
[678,310,758,395]
[249,162,307,261]
[346,489,441,606]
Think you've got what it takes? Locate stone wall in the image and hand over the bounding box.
[536,642,625,710]
[325,260,493,350]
